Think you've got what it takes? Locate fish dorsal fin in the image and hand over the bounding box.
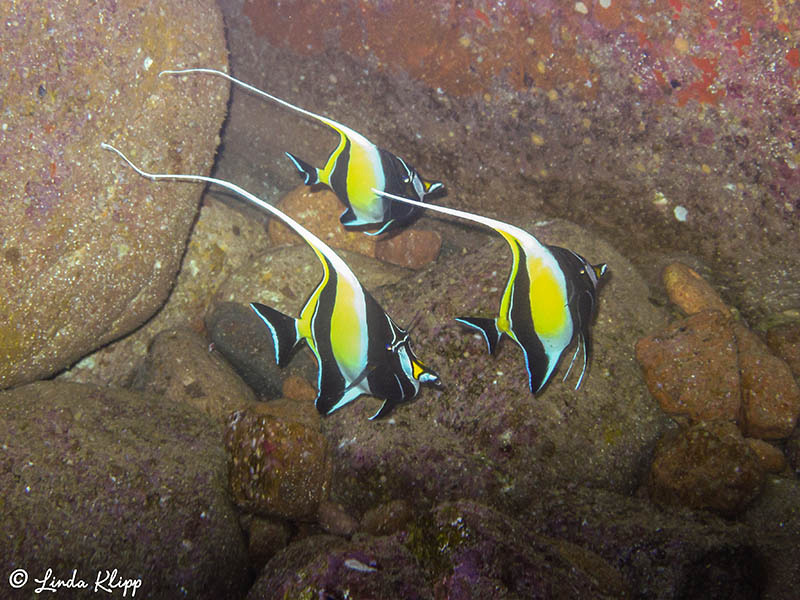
[160,68,372,149]
[101,143,360,292]
[371,189,548,259]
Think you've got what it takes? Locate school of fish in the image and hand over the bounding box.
[102,66,608,419]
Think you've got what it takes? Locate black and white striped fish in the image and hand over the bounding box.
[374,189,607,393]
[101,143,441,419]
[160,67,445,235]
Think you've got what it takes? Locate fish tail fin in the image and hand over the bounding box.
[455,317,502,355]
[285,152,322,185]
[250,302,301,367]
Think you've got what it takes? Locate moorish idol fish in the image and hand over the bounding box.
[160,67,446,235]
[101,143,441,419]
[373,189,607,394]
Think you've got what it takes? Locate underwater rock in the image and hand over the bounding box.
[648,420,765,517]
[268,184,441,269]
[662,262,732,316]
[246,534,430,600]
[361,499,413,537]
[742,477,800,599]
[244,516,291,574]
[0,381,250,598]
[250,396,321,432]
[744,438,787,474]
[374,228,442,270]
[225,409,331,520]
[528,485,764,599]
[426,500,629,599]
[766,320,800,378]
[735,323,800,440]
[280,374,318,404]
[59,196,271,389]
[317,500,360,537]
[787,428,800,477]
[268,186,380,256]
[636,309,742,422]
[0,0,228,390]
[133,327,258,428]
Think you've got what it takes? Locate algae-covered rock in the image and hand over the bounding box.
[225,409,331,519]
[648,420,765,517]
[0,381,250,599]
[246,534,431,600]
[0,0,229,389]
[133,327,259,429]
[422,500,629,599]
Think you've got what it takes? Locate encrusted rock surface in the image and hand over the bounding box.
[636,309,742,422]
[0,381,251,599]
[663,262,733,316]
[225,409,331,520]
[0,0,229,389]
[133,327,258,428]
[648,420,765,517]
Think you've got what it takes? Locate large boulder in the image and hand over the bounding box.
[0,0,229,389]
[0,381,251,599]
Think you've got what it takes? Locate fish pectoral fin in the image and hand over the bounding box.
[285,152,321,185]
[250,303,301,367]
[455,317,502,355]
[367,370,406,420]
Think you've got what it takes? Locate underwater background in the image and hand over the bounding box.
[1,0,799,598]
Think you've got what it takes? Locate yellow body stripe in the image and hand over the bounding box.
[317,129,346,186]
[297,245,330,356]
[329,278,367,375]
[496,231,520,340]
[526,257,569,337]
[345,143,384,215]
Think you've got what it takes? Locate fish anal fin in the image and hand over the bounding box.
[250,303,301,367]
[520,341,555,395]
[317,385,364,417]
[455,317,501,355]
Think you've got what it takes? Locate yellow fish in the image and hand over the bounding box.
[161,68,445,235]
[374,189,607,393]
[101,143,441,419]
